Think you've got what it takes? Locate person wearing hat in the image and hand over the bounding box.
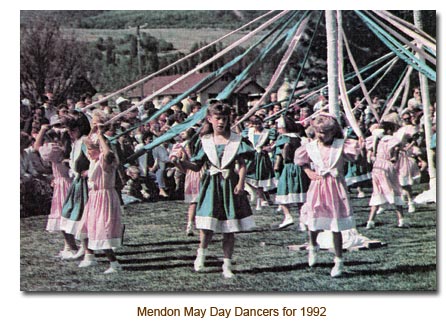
[115,96,131,112]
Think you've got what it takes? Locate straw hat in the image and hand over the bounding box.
[116,96,129,106]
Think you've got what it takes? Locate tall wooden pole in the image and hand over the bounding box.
[137,25,144,99]
[414,10,436,192]
[325,10,340,118]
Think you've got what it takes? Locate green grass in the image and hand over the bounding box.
[20,183,436,292]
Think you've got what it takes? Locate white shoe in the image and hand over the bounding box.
[276,206,282,212]
[331,257,344,277]
[60,249,76,260]
[68,247,85,260]
[194,248,207,272]
[261,201,269,207]
[376,207,385,215]
[278,217,294,229]
[104,261,122,274]
[308,244,320,267]
[398,218,410,228]
[186,223,194,236]
[256,205,262,211]
[299,223,307,232]
[357,191,366,198]
[78,254,97,268]
[222,259,234,279]
[366,221,375,229]
[408,203,416,213]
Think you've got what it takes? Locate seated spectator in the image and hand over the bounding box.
[121,166,152,205]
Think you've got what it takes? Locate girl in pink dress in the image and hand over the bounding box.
[170,127,203,236]
[76,124,123,274]
[294,113,362,277]
[394,111,421,213]
[365,122,407,229]
[34,123,72,257]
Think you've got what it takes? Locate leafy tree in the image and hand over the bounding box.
[105,36,116,65]
[20,18,89,105]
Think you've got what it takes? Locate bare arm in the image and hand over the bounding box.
[234,157,246,195]
[97,124,115,164]
[177,158,202,172]
[34,124,50,151]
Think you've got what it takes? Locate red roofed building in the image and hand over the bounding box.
[126,71,264,112]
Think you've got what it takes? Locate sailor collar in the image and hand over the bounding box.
[248,128,269,149]
[306,138,344,177]
[201,132,241,169]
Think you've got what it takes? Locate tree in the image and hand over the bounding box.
[20,18,89,105]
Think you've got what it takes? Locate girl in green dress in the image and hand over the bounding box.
[175,102,255,278]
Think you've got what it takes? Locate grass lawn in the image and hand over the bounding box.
[20,183,436,292]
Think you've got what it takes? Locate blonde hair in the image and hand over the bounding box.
[84,135,100,151]
[312,114,343,139]
[126,165,140,176]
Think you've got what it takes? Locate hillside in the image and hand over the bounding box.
[20,10,267,29]
[65,27,267,54]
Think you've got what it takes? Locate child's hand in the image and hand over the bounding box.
[234,183,244,195]
[305,168,322,181]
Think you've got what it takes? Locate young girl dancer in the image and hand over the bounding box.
[365,122,407,229]
[394,110,421,213]
[244,115,275,211]
[76,123,123,274]
[170,127,202,236]
[294,113,362,277]
[35,123,73,257]
[274,115,309,229]
[59,112,91,259]
[176,102,256,278]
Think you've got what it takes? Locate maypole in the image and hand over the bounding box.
[413,10,436,202]
[325,10,340,118]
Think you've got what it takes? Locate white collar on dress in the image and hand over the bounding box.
[306,138,344,175]
[248,128,269,149]
[201,132,241,169]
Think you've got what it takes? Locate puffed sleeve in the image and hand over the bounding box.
[268,128,277,141]
[100,151,118,173]
[39,143,64,163]
[386,136,401,150]
[169,143,184,159]
[365,136,374,151]
[294,144,311,167]
[343,138,361,162]
[237,136,255,161]
[189,138,207,167]
[274,134,289,149]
